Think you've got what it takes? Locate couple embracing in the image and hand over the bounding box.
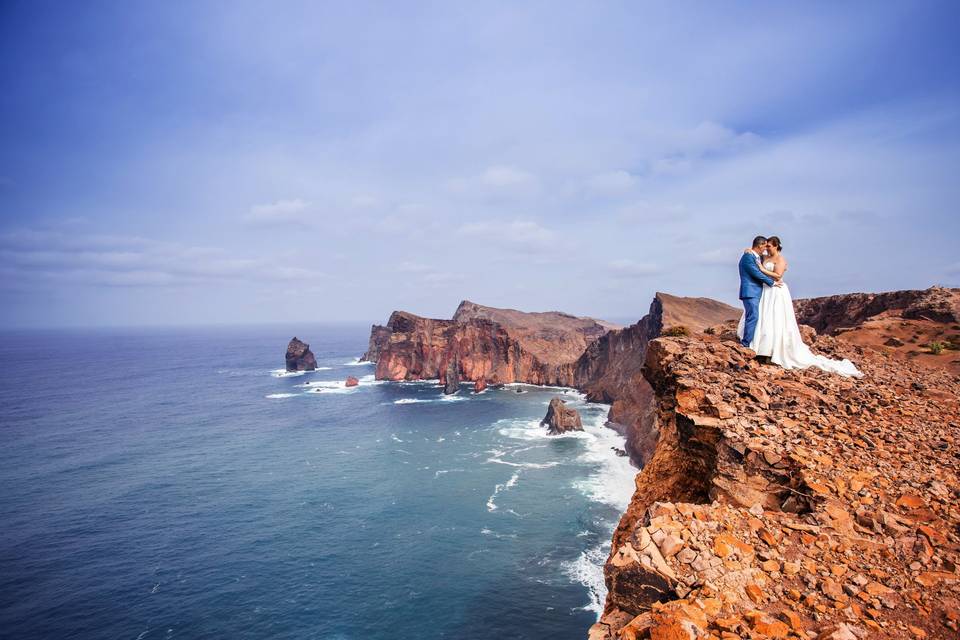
[737,235,862,378]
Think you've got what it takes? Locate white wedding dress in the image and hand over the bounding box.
[737,261,863,377]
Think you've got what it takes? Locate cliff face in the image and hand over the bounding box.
[574,294,740,464]
[362,300,621,386]
[363,294,739,465]
[592,319,960,639]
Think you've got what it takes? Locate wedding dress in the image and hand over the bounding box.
[737,261,863,377]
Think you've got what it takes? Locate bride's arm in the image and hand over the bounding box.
[758,263,782,280]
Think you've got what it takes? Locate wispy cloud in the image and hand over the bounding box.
[457,219,558,252]
[245,198,314,226]
[0,229,327,289]
[607,259,661,279]
[447,166,540,199]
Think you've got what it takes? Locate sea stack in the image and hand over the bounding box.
[443,358,460,395]
[541,397,583,435]
[285,337,318,372]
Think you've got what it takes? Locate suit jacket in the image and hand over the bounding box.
[739,251,775,299]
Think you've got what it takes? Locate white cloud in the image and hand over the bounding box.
[697,248,738,266]
[0,229,327,289]
[457,219,557,251]
[447,165,539,198]
[607,259,661,278]
[584,170,636,195]
[245,198,313,225]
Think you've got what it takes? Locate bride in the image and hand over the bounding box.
[737,236,862,378]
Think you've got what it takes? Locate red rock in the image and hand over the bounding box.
[285,337,317,371]
[344,376,359,387]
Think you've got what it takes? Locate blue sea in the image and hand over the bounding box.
[0,325,637,639]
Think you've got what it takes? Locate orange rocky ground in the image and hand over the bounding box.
[591,323,960,639]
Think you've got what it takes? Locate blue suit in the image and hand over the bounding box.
[738,252,775,347]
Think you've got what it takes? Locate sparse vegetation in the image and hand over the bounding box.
[662,326,689,337]
[928,341,946,355]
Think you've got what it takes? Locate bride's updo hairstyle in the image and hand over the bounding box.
[767,236,783,252]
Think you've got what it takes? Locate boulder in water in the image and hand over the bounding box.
[541,397,583,435]
[345,376,359,387]
[285,337,317,372]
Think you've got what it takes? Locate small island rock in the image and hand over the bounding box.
[345,376,359,387]
[285,337,317,372]
[541,397,583,435]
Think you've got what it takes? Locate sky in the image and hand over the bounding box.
[1,1,959,328]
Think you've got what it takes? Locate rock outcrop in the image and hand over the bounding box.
[363,300,620,386]
[345,376,359,387]
[795,286,960,334]
[795,286,960,375]
[592,315,960,639]
[541,397,584,434]
[285,337,317,371]
[443,357,460,395]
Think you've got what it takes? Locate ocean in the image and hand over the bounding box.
[0,325,637,639]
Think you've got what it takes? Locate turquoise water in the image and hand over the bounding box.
[0,325,637,639]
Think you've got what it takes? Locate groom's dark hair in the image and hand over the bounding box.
[752,235,768,249]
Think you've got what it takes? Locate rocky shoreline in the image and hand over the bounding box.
[359,287,960,638]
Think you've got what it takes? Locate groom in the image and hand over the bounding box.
[738,235,777,348]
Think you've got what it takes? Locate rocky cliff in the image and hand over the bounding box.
[363,294,739,465]
[591,311,960,639]
[362,300,621,386]
[574,293,740,464]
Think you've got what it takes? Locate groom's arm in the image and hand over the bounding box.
[743,255,775,287]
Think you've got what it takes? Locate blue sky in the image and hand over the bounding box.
[1,1,958,327]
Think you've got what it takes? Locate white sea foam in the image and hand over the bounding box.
[265,393,298,399]
[486,471,521,511]
[270,367,331,377]
[302,374,383,394]
[304,381,357,394]
[496,416,594,441]
[343,358,374,366]
[569,408,637,511]
[391,434,404,442]
[393,398,430,404]
[271,369,306,378]
[561,541,610,617]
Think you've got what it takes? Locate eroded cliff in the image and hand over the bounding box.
[362,300,620,386]
[592,314,960,639]
[363,294,738,465]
